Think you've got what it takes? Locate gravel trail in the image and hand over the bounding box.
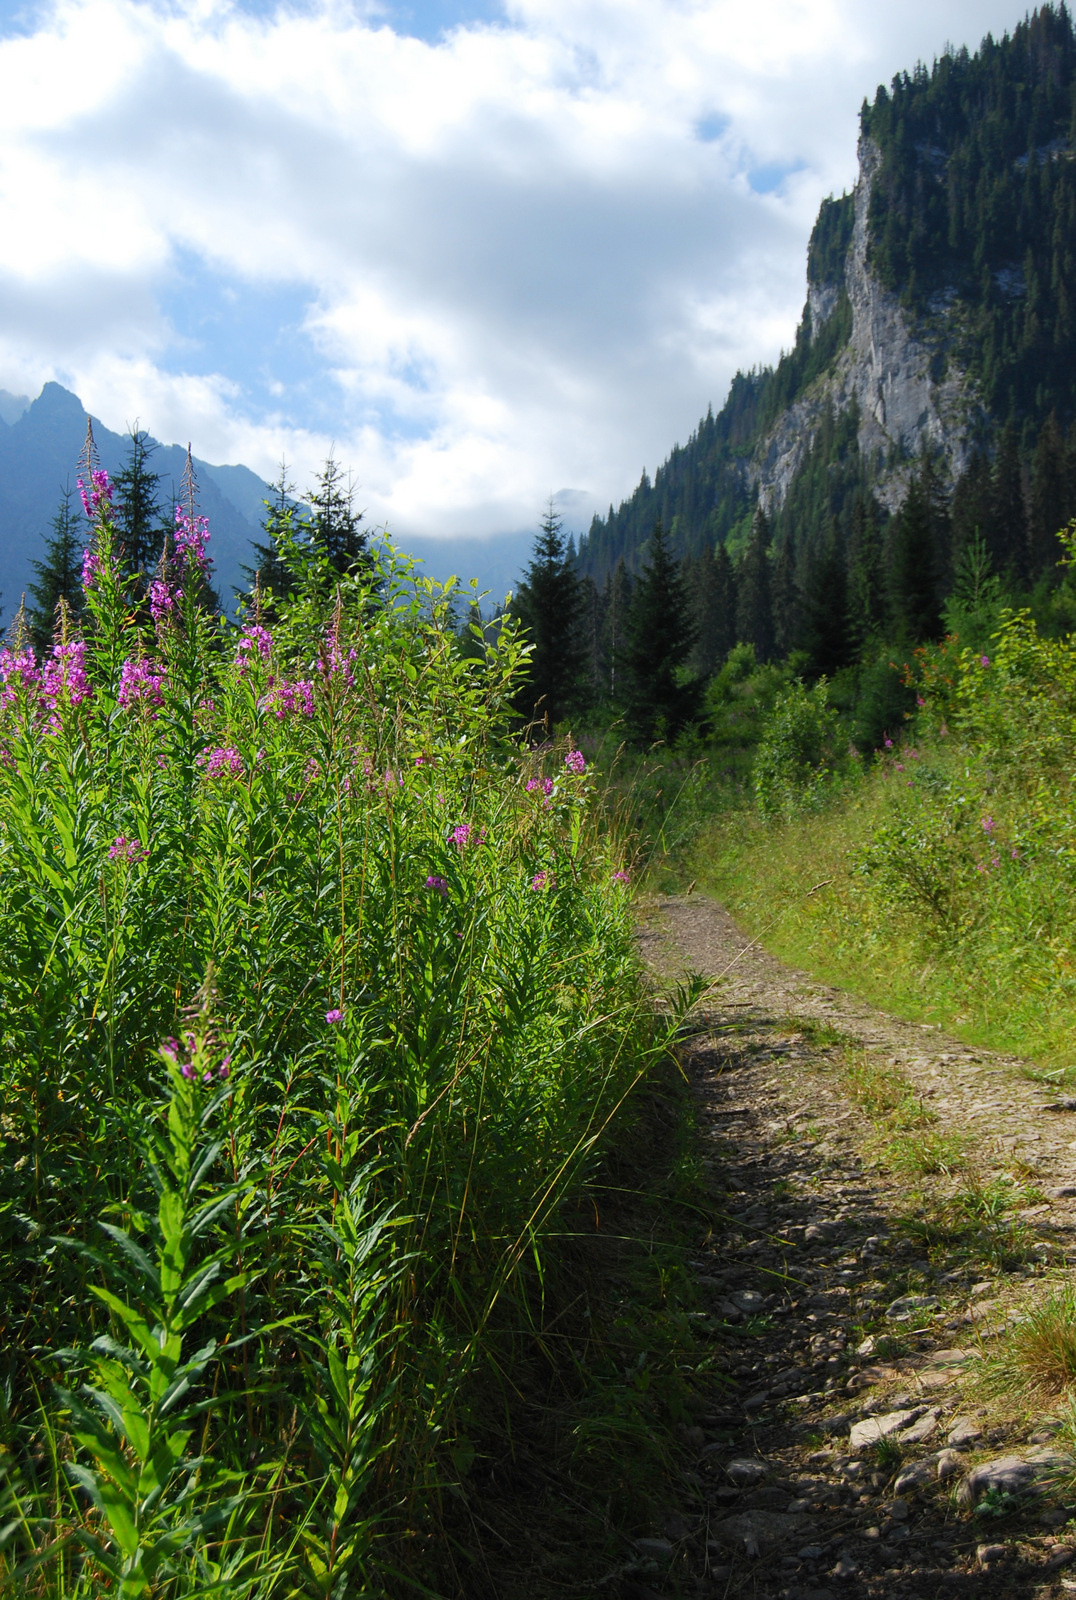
[626,892,1076,1600]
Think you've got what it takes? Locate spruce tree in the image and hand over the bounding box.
[689,543,738,677]
[1029,412,1069,575]
[735,507,775,662]
[113,427,164,590]
[846,494,886,653]
[798,518,850,678]
[887,469,941,642]
[599,559,633,701]
[771,536,798,659]
[306,454,368,577]
[245,462,304,602]
[987,420,1029,581]
[512,502,586,729]
[617,521,698,746]
[28,485,81,654]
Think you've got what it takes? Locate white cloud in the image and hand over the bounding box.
[0,0,1030,537]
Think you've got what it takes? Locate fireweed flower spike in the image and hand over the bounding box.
[564,749,587,775]
[326,1009,344,1025]
[611,871,630,884]
[530,870,554,891]
[425,875,449,897]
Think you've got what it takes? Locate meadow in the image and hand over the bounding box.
[0,472,670,1597]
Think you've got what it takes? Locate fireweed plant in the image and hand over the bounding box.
[0,478,659,1595]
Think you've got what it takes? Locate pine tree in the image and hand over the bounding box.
[798,518,850,677]
[617,521,698,746]
[771,536,798,659]
[1029,411,1069,575]
[951,449,993,571]
[28,485,81,655]
[305,454,368,577]
[735,507,775,662]
[987,420,1029,581]
[599,559,633,700]
[512,502,587,729]
[245,462,304,602]
[888,468,941,642]
[113,427,164,590]
[846,494,886,653]
[689,544,738,676]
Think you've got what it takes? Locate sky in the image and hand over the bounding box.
[0,0,1033,544]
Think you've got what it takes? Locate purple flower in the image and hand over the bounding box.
[237,624,272,664]
[564,749,587,775]
[981,815,996,834]
[108,835,149,863]
[81,548,101,590]
[451,822,483,850]
[414,752,435,767]
[611,870,630,884]
[980,655,990,668]
[77,469,113,521]
[201,745,244,778]
[425,874,449,897]
[326,1008,344,1025]
[0,649,39,711]
[173,504,211,569]
[40,640,91,719]
[530,870,554,891]
[118,656,166,713]
[181,1062,195,1079]
[883,738,893,749]
[148,580,174,623]
[526,777,554,797]
[219,1058,231,1078]
[268,678,315,719]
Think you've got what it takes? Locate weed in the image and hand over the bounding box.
[982,1285,1076,1399]
[872,1436,904,1477]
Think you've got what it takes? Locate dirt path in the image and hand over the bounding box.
[628,892,1076,1600]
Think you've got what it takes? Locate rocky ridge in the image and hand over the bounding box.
[751,139,983,517]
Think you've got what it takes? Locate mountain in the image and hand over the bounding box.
[577,4,1076,597]
[0,383,270,614]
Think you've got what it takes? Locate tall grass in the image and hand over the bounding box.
[690,596,1076,1067]
[0,478,665,1595]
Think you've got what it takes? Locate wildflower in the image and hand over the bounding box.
[611,870,630,884]
[201,745,244,778]
[530,870,554,891]
[414,752,435,767]
[237,624,272,664]
[326,1008,344,1025]
[895,762,904,772]
[981,815,996,833]
[0,648,40,713]
[173,504,210,569]
[181,1062,195,1079]
[426,875,449,897]
[564,749,586,775]
[148,580,174,623]
[81,548,101,589]
[980,655,990,668]
[268,678,315,719]
[916,695,926,707]
[108,835,149,863]
[526,777,554,797]
[118,656,166,713]
[883,738,893,749]
[451,822,483,850]
[77,469,113,521]
[219,1058,231,1078]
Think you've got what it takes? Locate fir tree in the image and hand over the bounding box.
[1029,411,1069,574]
[305,453,368,577]
[512,502,586,729]
[798,518,850,677]
[735,507,775,662]
[888,467,942,642]
[617,521,698,746]
[28,486,80,654]
[113,427,164,590]
[987,420,1029,581]
[689,543,738,677]
[846,494,886,653]
[599,559,633,700]
[771,536,798,659]
[245,462,304,603]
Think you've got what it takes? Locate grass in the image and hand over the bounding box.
[980,1285,1076,1402]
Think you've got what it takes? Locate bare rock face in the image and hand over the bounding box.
[750,137,983,516]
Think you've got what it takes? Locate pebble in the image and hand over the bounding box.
[726,1457,767,1486]
[849,1408,928,1452]
[1048,1185,1076,1199]
[976,1541,1007,1569]
[885,1294,940,1321]
[893,1460,934,1495]
[888,1497,910,1521]
[957,1452,1067,1508]
[936,1449,963,1482]
[946,1416,982,1447]
[829,1552,858,1579]
[633,1538,674,1560]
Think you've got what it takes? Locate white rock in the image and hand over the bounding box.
[885,1294,940,1321]
[726,1457,767,1486]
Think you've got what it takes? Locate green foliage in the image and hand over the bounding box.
[511,502,587,728]
[28,486,82,655]
[753,679,844,818]
[616,521,698,745]
[0,474,659,1594]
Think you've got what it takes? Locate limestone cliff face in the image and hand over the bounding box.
[752,138,983,515]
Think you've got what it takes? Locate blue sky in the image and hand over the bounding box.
[0,0,1033,542]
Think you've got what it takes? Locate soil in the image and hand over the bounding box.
[624,891,1076,1600]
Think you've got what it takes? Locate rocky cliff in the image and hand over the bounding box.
[751,138,984,516]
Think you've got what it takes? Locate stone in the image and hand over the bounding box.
[957,1453,1067,1509]
[900,1411,939,1445]
[969,1281,995,1298]
[798,1544,826,1559]
[805,1225,827,1244]
[710,1510,808,1555]
[743,1390,770,1410]
[1044,1098,1076,1111]
[726,1457,767,1486]
[729,1289,767,1314]
[1041,1507,1071,1529]
[1046,1545,1076,1569]
[888,1497,910,1521]
[936,1449,962,1482]
[975,1542,1007,1569]
[830,1552,858,1579]
[894,1460,934,1496]
[926,1347,970,1367]
[1048,1186,1076,1200]
[946,1417,982,1448]
[849,1408,924,1452]
[885,1294,940,1321]
[633,1538,673,1560]
[744,1487,789,1509]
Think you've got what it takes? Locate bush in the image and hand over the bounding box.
[752,678,845,817]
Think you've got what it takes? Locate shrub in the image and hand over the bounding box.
[752,678,844,818]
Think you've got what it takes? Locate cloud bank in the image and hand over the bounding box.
[0,0,1028,539]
